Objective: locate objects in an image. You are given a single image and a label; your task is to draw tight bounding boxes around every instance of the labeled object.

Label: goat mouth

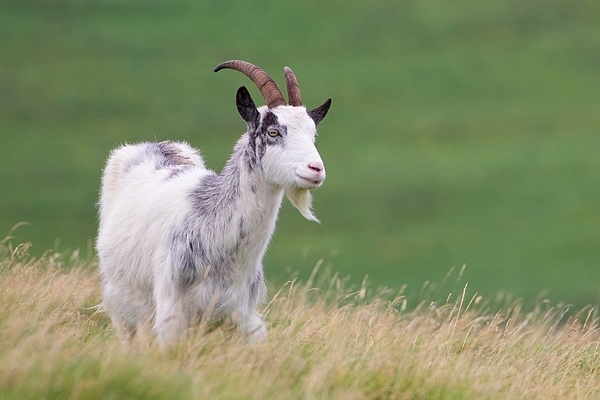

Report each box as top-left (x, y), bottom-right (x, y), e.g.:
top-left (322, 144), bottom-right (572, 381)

top-left (295, 174), bottom-right (323, 188)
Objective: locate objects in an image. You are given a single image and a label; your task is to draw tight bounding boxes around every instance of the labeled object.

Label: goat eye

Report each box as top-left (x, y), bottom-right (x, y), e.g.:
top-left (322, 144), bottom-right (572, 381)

top-left (268, 130), bottom-right (279, 137)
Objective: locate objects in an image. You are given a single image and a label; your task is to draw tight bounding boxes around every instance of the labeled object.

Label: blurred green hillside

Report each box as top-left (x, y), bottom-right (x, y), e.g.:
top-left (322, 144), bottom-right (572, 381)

top-left (1, 0), bottom-right (599, 305)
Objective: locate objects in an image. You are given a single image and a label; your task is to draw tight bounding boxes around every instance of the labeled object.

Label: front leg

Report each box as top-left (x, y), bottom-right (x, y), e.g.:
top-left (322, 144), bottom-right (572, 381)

top-left (238, 310), bottom-right (267, 343)
top-left (153, 296), bottom-right (188, 345)
top-left (237, 267), bottom-right (268, 342)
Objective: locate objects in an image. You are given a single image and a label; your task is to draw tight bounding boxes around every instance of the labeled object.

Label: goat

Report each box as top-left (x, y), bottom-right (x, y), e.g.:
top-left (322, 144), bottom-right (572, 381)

top-left (96, 60), bottom-right (332, 344)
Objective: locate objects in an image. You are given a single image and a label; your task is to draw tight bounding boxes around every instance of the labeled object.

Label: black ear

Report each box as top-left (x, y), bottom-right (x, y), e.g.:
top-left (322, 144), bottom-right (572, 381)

top-left (236, 86), bottom-right (260, 127)
top-left (308, 98), bottom-right (332, 126)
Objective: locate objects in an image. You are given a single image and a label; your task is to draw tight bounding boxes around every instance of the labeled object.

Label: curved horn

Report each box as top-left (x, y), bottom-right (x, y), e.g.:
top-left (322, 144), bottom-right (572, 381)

top-left (214, 60), bottom-right (286, 109)
top-left (284, 66), bottom-right (302, 106)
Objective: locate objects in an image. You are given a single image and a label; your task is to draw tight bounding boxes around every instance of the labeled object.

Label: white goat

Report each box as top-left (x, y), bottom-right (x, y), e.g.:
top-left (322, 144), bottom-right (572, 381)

top-left (96, 60), bottom-right (331, 344)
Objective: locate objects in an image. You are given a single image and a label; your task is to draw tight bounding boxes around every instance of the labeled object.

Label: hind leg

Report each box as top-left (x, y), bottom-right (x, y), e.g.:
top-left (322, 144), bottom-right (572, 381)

top-left (153, 276), bottom-right (189, 346)
top-left (108, 311), bottom-right (137, 343)
top-left (101, 282), bottom-right (152, 345)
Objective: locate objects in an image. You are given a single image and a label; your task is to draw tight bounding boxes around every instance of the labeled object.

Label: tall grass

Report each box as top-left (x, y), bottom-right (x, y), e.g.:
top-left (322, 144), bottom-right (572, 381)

top-left (2, 237), bottom-right (600, 399)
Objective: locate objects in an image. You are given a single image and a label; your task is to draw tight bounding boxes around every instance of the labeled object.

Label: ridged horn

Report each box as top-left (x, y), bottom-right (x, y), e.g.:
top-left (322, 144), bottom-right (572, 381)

top-left (284, 66), bottom-right (302, 106)
top-left (214, 60), bottom-right (286, 109)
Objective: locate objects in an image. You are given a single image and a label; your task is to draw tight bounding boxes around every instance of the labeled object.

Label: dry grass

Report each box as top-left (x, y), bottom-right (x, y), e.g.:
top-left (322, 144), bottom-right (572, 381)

top-left (2, 237), bottom-right (600, 399)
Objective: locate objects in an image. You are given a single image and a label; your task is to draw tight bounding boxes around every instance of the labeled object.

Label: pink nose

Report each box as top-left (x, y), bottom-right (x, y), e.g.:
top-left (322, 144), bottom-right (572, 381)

top-left (308, 161), bottom-right (324, 173)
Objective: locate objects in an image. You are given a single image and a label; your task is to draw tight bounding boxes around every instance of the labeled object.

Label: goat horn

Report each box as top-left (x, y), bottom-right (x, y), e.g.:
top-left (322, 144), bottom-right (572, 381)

top-left (284, 66), bottom-right (302, 106)
top-left (214, 60), bottom-right (286, 109)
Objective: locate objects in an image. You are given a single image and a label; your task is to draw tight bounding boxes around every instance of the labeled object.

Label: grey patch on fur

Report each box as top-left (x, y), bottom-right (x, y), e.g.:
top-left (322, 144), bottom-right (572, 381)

top-left (245, 111), bottom-right (287, 169)
top-left (122, 141), bottom-right (194, 177)
top-left (260, 112), bottom-right (280, 134)
top-left (169, 228), bottom-right (204, 288)
top-left (180, 238), bottom-right (201, 287)
top-left (169, 148), bottom-right (247, 289)
top-left (190, 169), bottom-right (239, 214)
top-left (260, 112), bottom-right (287, 142)
top-left (155, 141), bottom-right (195, 168)
top-left (168, 113), bottom-right (289, 292)
top-left (245, 135), bottom-right (258, 169)
top-left (238, 217), bottom-right (247, 241)
top-left (164, 168), bottom-right (186, 181)
top-left (254, 136), bottom-right (267, 166)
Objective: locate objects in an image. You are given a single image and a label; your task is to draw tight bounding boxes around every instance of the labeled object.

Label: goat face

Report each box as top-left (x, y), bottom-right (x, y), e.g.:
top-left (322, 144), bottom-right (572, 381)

top-left (236, 85), bottom-right (331, 222)
top-left (236, 86), bottom-right (331, 190)
top-left (261, 106), bottom-right (324, 190)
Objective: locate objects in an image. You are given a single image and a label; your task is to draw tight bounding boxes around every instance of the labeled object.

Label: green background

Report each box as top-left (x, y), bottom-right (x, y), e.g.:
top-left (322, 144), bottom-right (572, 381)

top-left (2, 0), bottom-right (599, 306)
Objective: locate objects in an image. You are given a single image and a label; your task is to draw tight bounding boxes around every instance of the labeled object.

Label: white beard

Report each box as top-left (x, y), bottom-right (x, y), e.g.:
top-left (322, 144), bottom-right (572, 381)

top-left (285, 187), bottom-right (319, 223)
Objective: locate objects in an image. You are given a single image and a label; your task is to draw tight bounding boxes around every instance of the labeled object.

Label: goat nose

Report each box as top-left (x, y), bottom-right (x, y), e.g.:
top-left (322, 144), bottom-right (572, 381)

top-left (308, 161), bottom-right (324, 173)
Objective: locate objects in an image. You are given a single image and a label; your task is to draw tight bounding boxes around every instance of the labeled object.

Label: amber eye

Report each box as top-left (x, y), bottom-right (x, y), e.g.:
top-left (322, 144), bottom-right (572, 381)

top-left (268, 130), bottom-right (279, 137)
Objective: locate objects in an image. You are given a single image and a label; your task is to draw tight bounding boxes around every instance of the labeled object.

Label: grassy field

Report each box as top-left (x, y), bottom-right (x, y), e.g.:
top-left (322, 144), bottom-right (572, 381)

top-left (3, 238), bottom-right (600, 399)
top-left (1, 0), bottom-right (600, 305)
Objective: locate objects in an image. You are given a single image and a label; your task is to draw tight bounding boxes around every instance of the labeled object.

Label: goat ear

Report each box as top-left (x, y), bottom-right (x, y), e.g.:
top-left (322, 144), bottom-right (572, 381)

top-left (308, 98), bottom-right (332, 126)
top-left (236, 86), bottom-right (260, 127)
